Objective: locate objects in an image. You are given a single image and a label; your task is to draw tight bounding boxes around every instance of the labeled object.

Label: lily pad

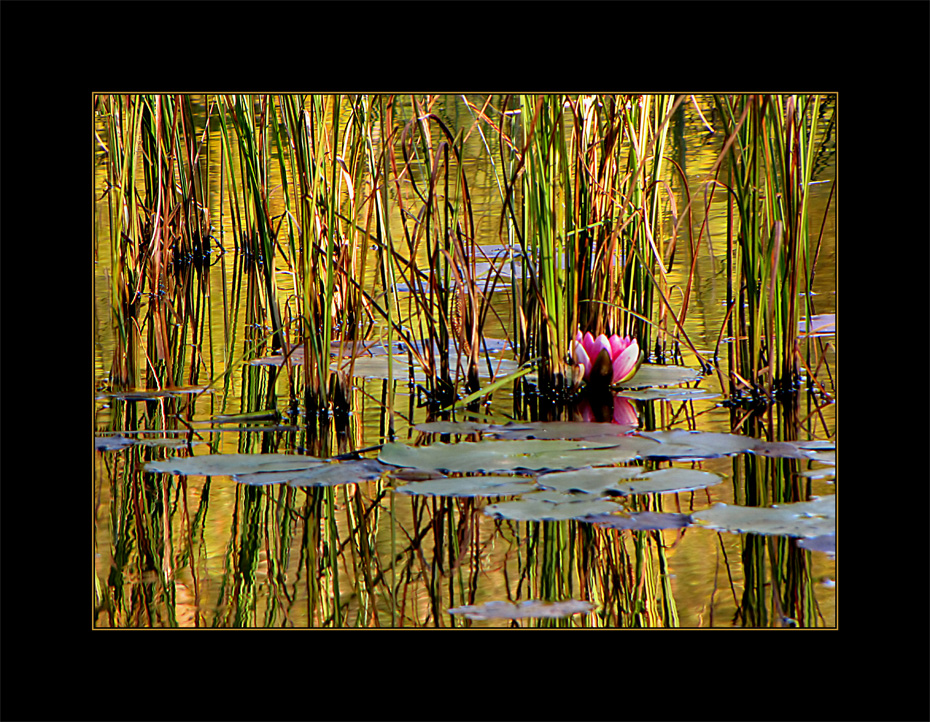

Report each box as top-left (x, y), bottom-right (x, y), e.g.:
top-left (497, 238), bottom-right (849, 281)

top-left (394, 475), bottom-right (539, 497)
top-left (615, 387), bottom-right (719, 402)
top-left (582, 510), bottom-right (694, 531)
top-left (614, 364), bottom-right (702, 389)
top-left (448, 599), bottom-right (594, 620)
top-left (637, 429), bottom-right (758, 459)
top-left (144, 453), bottom-right (322, 476)
top-left (798, 313), bottom-right (835, 337)
top-left (692, 495), bottom-right (835, 538)
top-left (609, 467), bottom-right (724, 495)
top-left (414, 421), bottom-right (499, 435)
top-left (798, 535), bottom-right (836, 554)
top-left (536, 466), bottom-right (645, 494)
top-left (538, 466), bottom-right (722, 496)
top-left (379, 439), bottom-right (639, 473)
top-left (484, 491), bottom-right (621, 521)
top-left (485, 421), bottom-right (635, 441)
top-left (99, 385), bottom-right (209, 401)
top-left (236, 459), bottom-right (388, 487)
top-left (95, 435), bottom-right (136, 452)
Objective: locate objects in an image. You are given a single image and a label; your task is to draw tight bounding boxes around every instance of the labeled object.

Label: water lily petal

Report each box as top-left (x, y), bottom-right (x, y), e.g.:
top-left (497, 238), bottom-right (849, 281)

top-left (571, 340), bottom-right (592, 379)
top-left (582, 332), bottom-right (598, 359)
top-left (611, 339), bottom-right (641, 384)
top-left (592, 334), bottom-right (612, 363)
top-left (608, 334), bottom-right (632, 358)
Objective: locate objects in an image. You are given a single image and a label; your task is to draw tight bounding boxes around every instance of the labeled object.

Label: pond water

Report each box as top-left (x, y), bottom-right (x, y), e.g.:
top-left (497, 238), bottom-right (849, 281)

top-left (93, 94), bottom-right (836, 627)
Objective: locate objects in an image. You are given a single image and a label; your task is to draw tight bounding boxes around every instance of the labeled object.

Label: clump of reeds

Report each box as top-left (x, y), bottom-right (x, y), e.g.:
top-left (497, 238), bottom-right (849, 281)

top-left (714, 94), bottom-right (827, 410)
top-left (496, 94), bottom-right (686, 401)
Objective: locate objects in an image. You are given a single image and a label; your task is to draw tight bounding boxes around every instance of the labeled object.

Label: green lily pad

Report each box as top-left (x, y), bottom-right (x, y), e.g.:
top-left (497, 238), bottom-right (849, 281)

top-left (447, 599), bottom-right (594, 620)
top-left (379, 439), bottom-right (639, 473)
top-left (637, 429), bottom-right (758, 459)
top-left (484, 491), bottom-right (622, 521)
top-left (692, 495), bottom-right (835, 537)
top-left (145, 453), bottom-right (322, 476)
top-left (394, 475), bottom-right (539, 497)
top-left (615, 387), bottom-right (719, 402)
top-left (609, 467), bottom-right (724, 495)
top-left (99, 385), bottom-right (210, 401)
top-left (414, 421), bottom-right (499, 435)
top-left (538, 466), bottom-right (722, 496)
top-left (536, 466), bottom-right (645, 494)
top-left (798, 313), bottom-right (835, 337)
top-left (95, 435), bottom-right (136, 452)
top-left (236, 459), bottom-right (388, 487)
top-left (614, 364), bottom-right (702, 389)
top-left (485, 421), bottom-right (635, 441)
top-left (582, 510), bottom-right (693, 530)
top-left (798, 535), bottom-right (836, 554)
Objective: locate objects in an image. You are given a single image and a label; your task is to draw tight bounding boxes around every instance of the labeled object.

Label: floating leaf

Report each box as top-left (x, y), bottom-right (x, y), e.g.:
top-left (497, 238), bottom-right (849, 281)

top-left (614, 364), bottom-right (702, 389)
top-left (485, 421), bottom-right (635, 441)
top-left (484, 491), bottom-right (621, 521)
top-left (615, 387), bottom-right (719, 402)
top-left (394, 475), bottom-right (538, 497)
top-left (583, 511), bottom-right (693, 531)
top-left (379, 439), bottom-right (638, 473)
top-left (414, 421), bottom-right (498, 435)
top-left (539, 466), bottom-right (722, 496)
top-left (537, 466), bottom-right (645, 494)
top-left (99, 385), bottom-right (209, 401)
top-left (609, 467), bottom-right (724, 495)
top-left (145, 453), bottom-right (322, 476)
top-left (95, 435), bottom-right (136, 452)
top-left (802, 449), bottom-right (835, 465)
top-left (692, 495), bottom-right (835, 538)
top-left (798, 535), bottom-right (836, 554)
top-left (637, 429), bottom-right (758, 459)
top-left (448, 599), bottom-right (594, 620)
top-left (798, 313), bottom-right (835, 337)
top-left (236, 458), bottom-right (388, 487)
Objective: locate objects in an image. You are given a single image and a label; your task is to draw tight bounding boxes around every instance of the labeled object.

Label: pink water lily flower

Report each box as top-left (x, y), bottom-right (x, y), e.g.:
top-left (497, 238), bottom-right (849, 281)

top-left (571, 330), bottom-right (642, 386)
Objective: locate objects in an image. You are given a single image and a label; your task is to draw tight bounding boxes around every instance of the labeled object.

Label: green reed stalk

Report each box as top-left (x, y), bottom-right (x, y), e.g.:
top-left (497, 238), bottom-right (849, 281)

top-left (715, 95), bottom-right (822, 405)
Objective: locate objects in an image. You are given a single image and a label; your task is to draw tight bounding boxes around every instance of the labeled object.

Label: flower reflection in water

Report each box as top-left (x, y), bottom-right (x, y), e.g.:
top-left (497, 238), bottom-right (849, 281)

top-left (573, 393), bottom-right (639, 427)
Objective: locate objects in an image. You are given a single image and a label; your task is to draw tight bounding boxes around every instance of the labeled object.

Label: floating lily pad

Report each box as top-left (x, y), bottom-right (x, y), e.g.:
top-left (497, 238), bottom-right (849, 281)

top-left (637, 429), bottom-right (758, 459)
top-left (802, 449), bottom-right (835, 465)
top-left (485, 420), bottom-right (635, 441)
top-left (537, 466), bottom-right (645, 494)
top-left (95, 435), bottom-right (136, 452)
top-left (144, 453), bottom-right (322, 476)
top-left (692, 495), bottom-right (835, 538)
top-left (751, 440), bottom-right (810, 460)
top-left (414, 421), bottom-right (499, 435)
top-left (614, 364), bottom-right (702, 389)
top-left (538, 465), bottom-right (723, 496)
top-left (379, 439), bottom-right (638, 473)
top-left (447, 599), bottom-right (594, 620)
top-left (394, 475), bottom-right (539, 497)
top-left (798, 313), bottom-right (835, 337)
top-left (610, 467), bottom-right (724, 495)
top-left (236, 458), bottom-right (388, 487)
top-left (99, 385), bottom-right (209, 401)
top-left (615, 387), bottom-right (719, 402)
top-left (582, 510), bottom-right (693, 530)
top-left (798, 535), bottom-right (836, 554)
top-left (484, 491), bottom-right (621, 521)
